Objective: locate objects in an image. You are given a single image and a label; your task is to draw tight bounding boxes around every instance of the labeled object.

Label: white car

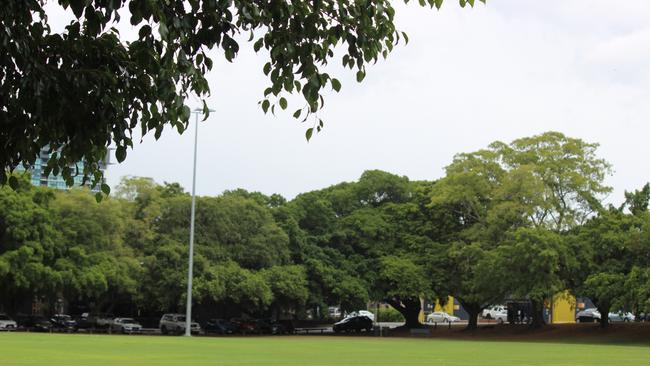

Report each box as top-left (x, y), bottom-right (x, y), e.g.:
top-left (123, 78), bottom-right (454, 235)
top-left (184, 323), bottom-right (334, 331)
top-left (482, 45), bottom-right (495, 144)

top-left (482, 305), bottom-right (507, 323)
top-left (426, 312), bottom-right (460, 323)
top-left (0, 314), bottom-right (17, 330)
top-left (481, 305), bottom-right (508, 324)
top-left (111, 318), bottom-right (143, 334)
top-left (609, 311), bottom-right (635, 322)
top-left (345, 310), bottom-right (375, 321)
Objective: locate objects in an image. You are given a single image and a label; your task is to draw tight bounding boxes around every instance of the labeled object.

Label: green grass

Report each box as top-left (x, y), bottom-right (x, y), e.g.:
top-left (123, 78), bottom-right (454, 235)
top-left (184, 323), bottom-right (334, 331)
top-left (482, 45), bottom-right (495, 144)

top-left (1, 333), bottom-right (649, 366)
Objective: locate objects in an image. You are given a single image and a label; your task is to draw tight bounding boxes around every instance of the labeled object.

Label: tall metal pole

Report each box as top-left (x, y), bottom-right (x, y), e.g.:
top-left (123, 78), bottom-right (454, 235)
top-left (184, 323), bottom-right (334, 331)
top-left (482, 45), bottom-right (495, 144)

top-left (184, 111), bottom-right (200, 337)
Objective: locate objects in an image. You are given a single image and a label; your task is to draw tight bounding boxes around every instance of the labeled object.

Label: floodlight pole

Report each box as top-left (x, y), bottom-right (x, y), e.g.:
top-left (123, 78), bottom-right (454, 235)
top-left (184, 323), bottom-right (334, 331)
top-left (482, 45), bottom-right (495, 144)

top-left (185, 107), bottom-right (214, 336)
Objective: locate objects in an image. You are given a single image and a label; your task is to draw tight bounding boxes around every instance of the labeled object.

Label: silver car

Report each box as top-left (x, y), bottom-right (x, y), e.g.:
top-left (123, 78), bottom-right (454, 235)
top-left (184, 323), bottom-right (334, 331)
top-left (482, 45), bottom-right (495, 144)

top-left (111, 318), bottom-right (143, 334)
top-left (159, 313), bottom-right (201, 335)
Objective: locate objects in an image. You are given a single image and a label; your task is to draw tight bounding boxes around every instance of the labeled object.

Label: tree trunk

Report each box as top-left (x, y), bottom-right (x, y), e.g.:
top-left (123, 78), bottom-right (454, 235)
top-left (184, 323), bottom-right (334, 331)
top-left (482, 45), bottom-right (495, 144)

top-left (597, 304), bottom-right (611, 329)
top-left (529, 299), bottom-right (546, 328)
top-left (459, 300), bottom-right (481, 330)
top-left (386, 296), bottom-right (422, 328)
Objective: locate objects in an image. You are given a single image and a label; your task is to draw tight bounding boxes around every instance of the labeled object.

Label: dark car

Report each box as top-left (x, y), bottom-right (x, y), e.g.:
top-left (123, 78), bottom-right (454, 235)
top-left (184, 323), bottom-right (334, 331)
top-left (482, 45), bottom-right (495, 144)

top-left (253, 319), bottom-right (287, 335)
top-left (51, 314), bottom-right (77, 331)
top-left (230, 318), bottom-right (258, 334)
top-left (19, 315), bottom-right (52, 332)
top-left (333, 315), bottom-right (373, 333)
top-left (204, 319), bottom-right (237, 335)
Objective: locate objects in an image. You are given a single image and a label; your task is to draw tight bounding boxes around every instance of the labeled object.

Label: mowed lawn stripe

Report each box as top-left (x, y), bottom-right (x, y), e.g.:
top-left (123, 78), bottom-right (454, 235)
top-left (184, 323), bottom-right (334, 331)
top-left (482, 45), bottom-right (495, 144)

top-left (1, 333), bottom-right (650, 366)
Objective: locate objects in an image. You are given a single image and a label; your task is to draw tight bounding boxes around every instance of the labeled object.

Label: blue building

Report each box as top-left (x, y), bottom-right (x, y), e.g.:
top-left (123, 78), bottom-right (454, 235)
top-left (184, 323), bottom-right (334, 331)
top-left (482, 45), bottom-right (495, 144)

top-left (15, 147), bottom-right (109, 192)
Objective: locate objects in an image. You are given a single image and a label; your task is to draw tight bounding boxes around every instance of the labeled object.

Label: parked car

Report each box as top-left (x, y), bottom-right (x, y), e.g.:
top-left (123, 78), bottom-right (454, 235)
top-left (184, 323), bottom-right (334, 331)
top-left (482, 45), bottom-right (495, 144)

top-left (346, 310), bottom-right (375, 322)
top-left (333, 315), bottom-right (373, 333)
top-left (0, 314), bottom-right (17, 331)
top-left (576, 308), bottom-right (601, 323)
top-left (159, 313), bottom-right (200, 335)
top-left (426, 312), bottom-right (461, 323)
top-left (482, 306), bottom-right (507, 323)
top-left (204, 319), bottom-right (237, 335)
top-left (255, 319), bottom-right (289, 335)
top-left (111, 318), bottom-right (143, 334)
top-left (75, 313), bottom-right (114, 330)
top-left (230, 318), bottom-right (258, 334)
top-left (51, 314), bottom-right (77, 331)
top-left (278, 319), bottom-right (296, 334)
top-left (609, 311), bottom-right (635, 322)
top-left (18, 315), bottom-right (52, 332)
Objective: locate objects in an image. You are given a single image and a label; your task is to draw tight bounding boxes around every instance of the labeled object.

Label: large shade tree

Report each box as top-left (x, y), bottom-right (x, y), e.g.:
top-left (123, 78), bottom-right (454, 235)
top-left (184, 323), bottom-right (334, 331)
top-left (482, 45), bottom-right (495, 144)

top-left (1, 0), bottom-right (483, 191)
top-left (430, 132), bottom-right (612, 328)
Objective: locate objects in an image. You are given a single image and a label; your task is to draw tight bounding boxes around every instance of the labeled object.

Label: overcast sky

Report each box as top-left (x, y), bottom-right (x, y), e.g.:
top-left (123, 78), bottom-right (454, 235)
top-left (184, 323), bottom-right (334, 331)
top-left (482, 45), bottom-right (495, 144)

top-left (48, 1), bottom-right (650, 202)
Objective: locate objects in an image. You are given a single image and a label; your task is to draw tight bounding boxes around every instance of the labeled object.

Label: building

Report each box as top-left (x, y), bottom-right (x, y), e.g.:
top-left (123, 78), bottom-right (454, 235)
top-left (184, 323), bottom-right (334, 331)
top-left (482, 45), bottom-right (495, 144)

top-left (15, 147), bottom-right (109, 192)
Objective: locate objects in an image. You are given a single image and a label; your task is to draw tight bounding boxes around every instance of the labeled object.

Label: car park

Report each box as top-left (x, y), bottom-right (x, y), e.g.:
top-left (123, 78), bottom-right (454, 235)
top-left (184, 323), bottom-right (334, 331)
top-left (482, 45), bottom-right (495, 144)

top-left (332, 315), bottom-right (373, 333)
top-left (0, 314), bottom-right (17, 331)
top-left (111, 318), bottom-right (143, 334)
top-left (426, 312), bottom-right (460, 323)
top-left (159, 313), bottom-right (201, 335)
top-left (576, 308), bottom-right (601, 322)
top-left (51, 314), bottom-right (77, 331)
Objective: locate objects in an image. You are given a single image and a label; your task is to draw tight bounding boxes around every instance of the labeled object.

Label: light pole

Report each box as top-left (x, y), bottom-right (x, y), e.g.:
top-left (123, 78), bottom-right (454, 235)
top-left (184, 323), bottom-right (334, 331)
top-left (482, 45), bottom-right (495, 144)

top-left (185, 107), bottom-right (214, 336)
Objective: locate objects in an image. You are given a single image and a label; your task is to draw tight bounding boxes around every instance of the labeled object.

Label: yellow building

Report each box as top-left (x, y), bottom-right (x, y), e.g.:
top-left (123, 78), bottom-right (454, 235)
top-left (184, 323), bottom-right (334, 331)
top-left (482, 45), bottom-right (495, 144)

top-left (550, 292), bottom-right (576, 324)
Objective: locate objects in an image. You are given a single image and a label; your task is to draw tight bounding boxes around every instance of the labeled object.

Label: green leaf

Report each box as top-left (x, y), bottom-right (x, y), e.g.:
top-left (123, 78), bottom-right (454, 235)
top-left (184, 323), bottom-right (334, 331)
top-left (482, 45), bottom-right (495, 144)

top-left (305, 128), bottom-right (314, 141)
top-left (436, 0), bottom-right (444, 9)
top-left (263, 62), bottom-right (271, 75)
top-left (115, 146), bottom-right (127, 163)
top-left (331, 78), bottom-right (341, 92)
top-left (158, 23), bottom-right (169, 40)
top-left (262, 99), bottom-right (270, 113)
top-left (293, 109), bottom-right (302, 119)
top-left (279, 97), bottom-right (288, 110)
top-left (356, 70), bottom-right (365, 82)
top-left (254, 38), bottom-right (264, 52)
top-left (101, 184), bottom-right (111, 195)
top-left (95, 192), bottom-right (104, 203)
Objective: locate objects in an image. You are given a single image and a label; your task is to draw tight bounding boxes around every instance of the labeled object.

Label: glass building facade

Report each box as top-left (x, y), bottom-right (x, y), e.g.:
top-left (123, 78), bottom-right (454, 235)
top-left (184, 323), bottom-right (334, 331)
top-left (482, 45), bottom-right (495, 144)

top-left (15, 147), bottom-right (108, 192)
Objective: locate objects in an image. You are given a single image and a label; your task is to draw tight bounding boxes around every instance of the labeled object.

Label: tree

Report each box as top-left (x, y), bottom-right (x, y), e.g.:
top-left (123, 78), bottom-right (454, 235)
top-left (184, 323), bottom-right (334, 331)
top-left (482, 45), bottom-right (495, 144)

top-left (430, 132), bottom-right (612, 328)
top-left (493, 227), bottom-right (578, 328)
top-left (261, 265), bottom-right (309, 318)
top-left (1, 0), bottom-right (484, 190)
top-left (576, 207), bottom-right (650, 328)
top-left (378, 256), bottom-right (432, 328)
top-left (0, 179), bottom-right (62, 313)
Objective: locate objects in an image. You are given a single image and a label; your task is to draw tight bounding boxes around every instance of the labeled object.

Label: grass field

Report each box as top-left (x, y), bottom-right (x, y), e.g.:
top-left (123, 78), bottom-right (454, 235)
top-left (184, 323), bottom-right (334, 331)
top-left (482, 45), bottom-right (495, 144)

top-left (1, 333), bottom-right (650, 366)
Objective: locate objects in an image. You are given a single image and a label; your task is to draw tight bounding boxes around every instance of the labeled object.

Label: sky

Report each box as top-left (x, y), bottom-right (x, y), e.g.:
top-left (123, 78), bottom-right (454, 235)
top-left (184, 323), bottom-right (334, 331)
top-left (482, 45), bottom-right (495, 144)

top-left (46, 1), bottom-right (650, 202)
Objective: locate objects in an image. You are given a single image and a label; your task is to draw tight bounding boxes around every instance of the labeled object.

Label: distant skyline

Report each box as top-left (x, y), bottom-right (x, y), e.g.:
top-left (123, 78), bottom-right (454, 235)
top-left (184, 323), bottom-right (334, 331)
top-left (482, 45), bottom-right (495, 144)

top-left (47, 1), bottom-right (650, 202)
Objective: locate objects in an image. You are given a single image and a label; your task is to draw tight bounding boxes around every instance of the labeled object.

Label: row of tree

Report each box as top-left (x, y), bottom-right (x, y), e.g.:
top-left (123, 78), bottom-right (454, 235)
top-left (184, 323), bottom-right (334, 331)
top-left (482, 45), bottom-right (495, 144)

top-left (2, 132), bottom-right (649, 329)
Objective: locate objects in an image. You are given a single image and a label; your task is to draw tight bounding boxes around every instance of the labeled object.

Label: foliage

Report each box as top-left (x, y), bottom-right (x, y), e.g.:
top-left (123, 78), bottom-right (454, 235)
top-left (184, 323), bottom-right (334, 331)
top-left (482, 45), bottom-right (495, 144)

top-left (3, 132), bottom-right (650, 330)
top-left (376, 307), bottom-right (405, 322)
top-left (1, 0), bottom-right (483, 190)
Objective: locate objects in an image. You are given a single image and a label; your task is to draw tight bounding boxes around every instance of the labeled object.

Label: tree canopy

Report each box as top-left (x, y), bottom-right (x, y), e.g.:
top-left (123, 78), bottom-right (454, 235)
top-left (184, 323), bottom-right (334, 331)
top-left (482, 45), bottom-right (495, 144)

top-left (2, 131), bottom-right (650, 331)
top-left (1, 0), bottom-right (484, 191)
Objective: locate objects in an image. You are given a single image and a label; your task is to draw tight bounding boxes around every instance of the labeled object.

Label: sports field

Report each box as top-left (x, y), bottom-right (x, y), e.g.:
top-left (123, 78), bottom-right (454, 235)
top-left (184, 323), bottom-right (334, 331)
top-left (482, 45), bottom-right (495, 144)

top-left (1, 333), bottom-right (649, 366)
